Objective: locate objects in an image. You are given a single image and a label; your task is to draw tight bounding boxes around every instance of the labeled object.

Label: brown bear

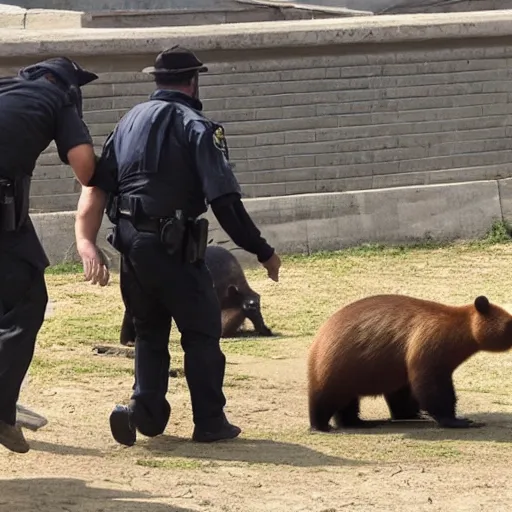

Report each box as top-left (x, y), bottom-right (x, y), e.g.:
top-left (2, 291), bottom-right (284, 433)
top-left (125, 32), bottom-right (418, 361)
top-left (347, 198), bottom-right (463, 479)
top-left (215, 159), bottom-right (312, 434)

top-left (307, 294), bottom-right (512, 432)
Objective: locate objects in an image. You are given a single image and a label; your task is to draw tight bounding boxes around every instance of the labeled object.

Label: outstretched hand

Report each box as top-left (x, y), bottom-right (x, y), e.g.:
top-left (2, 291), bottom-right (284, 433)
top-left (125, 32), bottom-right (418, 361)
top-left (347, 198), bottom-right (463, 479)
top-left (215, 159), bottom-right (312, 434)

top-left (262, 252), bottom-right (281, 282)
top-left (77, 240), bottom-right (109, 286)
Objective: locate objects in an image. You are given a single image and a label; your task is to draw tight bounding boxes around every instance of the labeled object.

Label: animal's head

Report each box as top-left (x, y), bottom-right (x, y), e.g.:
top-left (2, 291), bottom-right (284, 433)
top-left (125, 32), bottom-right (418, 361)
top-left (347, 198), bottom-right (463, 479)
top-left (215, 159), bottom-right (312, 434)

top-left (227, 285), bottom-right (261, 312)
top-left (471, 296), bottom-right (512, 352)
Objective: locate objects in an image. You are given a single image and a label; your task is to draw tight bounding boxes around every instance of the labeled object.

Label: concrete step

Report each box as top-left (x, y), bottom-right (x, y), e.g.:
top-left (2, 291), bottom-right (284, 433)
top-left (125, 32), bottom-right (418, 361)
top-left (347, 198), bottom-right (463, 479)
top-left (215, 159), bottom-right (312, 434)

top-left (83, 108), bottom-right (129, 124)
top-left (29, 193), bottom-right (80, 213)
top-left (30, 177), bottom-right (81, 197)
top-left (240, 163), bottom-right (512, 197)
top-left (33, 165), bottom-right (76, 180)
top-left (89, 122), bottom-right (118, 137)
top-left (36, 153), bottom-right (62, 166)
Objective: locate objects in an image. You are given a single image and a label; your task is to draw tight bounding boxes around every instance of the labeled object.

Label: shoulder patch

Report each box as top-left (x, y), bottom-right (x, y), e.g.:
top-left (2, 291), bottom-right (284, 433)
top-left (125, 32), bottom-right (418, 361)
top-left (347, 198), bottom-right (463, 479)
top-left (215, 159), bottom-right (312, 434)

top-left (212, 126), bottom-right (229, 159)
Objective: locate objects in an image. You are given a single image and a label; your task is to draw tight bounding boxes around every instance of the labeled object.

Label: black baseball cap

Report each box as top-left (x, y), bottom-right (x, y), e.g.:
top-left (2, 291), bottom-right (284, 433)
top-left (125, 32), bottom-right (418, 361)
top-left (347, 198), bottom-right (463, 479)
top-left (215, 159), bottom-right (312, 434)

top-left (142, 45), bottom-right (208, 75)
top-left (19, 56), bottom-right (98, 87)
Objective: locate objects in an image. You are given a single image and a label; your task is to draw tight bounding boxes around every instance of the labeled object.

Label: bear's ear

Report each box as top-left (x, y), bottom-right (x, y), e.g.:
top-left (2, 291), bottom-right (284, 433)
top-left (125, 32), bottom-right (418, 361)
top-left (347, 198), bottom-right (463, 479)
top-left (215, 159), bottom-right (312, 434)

top-left (474, 296), bottom-right (490, 315)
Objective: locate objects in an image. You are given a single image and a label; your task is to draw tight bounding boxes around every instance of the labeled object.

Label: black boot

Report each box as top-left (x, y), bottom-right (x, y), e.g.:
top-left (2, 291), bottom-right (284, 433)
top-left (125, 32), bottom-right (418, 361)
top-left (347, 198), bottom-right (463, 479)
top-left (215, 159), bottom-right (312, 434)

top-left (109, 405), bottom-right (136, 447)
top-left (192, 416), bottom-right (241, 443)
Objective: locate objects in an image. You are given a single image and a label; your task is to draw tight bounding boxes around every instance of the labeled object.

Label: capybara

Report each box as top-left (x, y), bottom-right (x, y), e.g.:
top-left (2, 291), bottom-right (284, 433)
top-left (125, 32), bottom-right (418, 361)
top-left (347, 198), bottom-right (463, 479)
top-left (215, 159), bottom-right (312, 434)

top-left (120, 245), bottom-right (273, 346)
top-left (307, 294), bottom-right (512, 432)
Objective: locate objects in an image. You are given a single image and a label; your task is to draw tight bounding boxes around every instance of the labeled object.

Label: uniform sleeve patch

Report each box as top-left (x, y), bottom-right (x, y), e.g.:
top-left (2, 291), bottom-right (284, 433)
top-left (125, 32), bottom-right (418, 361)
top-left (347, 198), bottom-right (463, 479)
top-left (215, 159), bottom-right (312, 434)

top-left (213, 126), bottom-right (228, 158)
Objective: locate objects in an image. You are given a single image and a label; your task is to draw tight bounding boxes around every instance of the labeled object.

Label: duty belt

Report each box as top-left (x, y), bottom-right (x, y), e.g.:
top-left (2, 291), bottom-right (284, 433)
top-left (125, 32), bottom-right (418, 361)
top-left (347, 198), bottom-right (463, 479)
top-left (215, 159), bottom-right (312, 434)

top-left (116, 195), bottom-right (181, 234)
top-left (114, 195), bottom-right (209, 263)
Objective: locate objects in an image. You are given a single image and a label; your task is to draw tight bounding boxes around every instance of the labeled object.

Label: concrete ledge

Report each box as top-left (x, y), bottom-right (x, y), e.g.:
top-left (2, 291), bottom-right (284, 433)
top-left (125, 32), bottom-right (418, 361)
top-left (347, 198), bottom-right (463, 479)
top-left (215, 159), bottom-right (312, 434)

top-left (0, 2), bottom-right (364, 31)
top-left (84, 4), bottom-right (353, 29)
top-left (0, 5), bottom-right (92, 30)
top-left (32, 178), bottom-right (510, 271)
top-left (1, 10), bottom-right (512, 59)
top-left (0, 5), bottom-right (25, 29)
top-left (25, 9), bottom-right (91, 30)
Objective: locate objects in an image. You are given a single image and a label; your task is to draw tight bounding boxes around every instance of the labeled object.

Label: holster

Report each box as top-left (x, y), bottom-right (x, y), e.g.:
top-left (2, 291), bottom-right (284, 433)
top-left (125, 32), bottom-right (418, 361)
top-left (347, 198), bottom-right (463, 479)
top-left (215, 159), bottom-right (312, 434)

top-left (160, 212), bottom-right (186, 257)
top-left (0, 178), bottom-right (17, 232)
top-left (106, 226), bottom-right (122, 253)
top-left (105, 193), bottom-right (120, 225)
top-left (184, 218), bottom-right (209, 264)
top-left (160, 215), bottom-right (209, 264)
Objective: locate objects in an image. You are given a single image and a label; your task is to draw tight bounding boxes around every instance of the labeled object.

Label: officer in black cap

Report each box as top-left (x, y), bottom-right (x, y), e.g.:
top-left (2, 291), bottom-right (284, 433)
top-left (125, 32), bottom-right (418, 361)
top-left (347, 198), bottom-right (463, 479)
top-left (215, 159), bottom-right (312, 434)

top-left (0, 56), bottom-right (104, 454)
top-left (75, 46), bottom-right (281, 446)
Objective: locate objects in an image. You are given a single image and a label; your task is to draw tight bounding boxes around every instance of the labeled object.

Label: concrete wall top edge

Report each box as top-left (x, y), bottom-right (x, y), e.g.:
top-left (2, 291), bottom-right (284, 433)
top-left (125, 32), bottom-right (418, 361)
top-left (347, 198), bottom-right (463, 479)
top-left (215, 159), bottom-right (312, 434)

top-left (1, 9), bottom-right (512, 58)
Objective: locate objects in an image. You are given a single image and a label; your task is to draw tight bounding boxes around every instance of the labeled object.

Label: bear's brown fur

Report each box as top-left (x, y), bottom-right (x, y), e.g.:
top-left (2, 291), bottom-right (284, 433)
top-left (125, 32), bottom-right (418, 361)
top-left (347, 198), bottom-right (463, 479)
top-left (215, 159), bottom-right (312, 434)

top-left (307, 294), bottom-right (512, 431)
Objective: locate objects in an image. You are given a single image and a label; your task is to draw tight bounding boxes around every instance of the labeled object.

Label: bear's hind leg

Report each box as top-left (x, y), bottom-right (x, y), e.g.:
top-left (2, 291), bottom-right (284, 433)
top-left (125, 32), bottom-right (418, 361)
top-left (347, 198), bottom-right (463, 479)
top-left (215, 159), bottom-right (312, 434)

top-left (308, 393), bottom-right (337, 433)
top-left (385, 385), bottom-right (424, 421)
top-left (333, 398), bottom-right (361, 429)
top-left (332, 398), bottom-right (381, 429)
top-left (410, 371), bottom-right (484, 429)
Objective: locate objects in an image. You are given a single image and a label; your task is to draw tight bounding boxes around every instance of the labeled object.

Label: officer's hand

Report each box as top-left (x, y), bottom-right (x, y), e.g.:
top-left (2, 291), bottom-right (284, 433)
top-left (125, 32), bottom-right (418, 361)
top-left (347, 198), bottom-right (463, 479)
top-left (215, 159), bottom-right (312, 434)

top-left (77, 240), bottom-right (109, 287)
top-left (262, 252), bottom-right (281, 282)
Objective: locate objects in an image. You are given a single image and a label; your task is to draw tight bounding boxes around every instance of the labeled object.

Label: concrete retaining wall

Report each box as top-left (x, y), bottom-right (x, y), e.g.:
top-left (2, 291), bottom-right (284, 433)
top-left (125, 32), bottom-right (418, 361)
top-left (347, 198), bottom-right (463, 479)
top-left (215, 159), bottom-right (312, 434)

top-left (2, 11), bottom-right (512, 262)
top-left (35, 176), bottom-right (510, 269)
top-left (14, 11), bottom-right (512, 213)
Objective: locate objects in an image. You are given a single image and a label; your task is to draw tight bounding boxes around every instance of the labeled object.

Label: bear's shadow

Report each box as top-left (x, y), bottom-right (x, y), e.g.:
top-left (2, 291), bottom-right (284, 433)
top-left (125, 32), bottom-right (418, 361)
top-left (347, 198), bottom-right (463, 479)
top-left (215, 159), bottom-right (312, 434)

top-left (333, 412), bottom-right (512, 443)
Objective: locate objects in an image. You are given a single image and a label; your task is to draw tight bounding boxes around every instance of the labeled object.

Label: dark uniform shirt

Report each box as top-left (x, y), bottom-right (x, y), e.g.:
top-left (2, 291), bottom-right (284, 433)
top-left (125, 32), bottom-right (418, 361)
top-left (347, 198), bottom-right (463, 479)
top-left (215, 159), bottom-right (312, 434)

top-left (97, 89), bottom-right (240, 218)
top-left (0, 76), bottom-right (92, 178)
top-left (94, 89), bottom-right (274, 263)
top-left (0, 76), bottom-right (93, 269)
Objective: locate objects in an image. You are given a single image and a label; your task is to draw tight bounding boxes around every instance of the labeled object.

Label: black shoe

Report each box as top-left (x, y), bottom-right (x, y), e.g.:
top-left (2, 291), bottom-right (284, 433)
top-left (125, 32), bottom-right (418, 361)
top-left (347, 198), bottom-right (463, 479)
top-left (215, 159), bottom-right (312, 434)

top-left (109, 405), bottom-right (136, 447)
top-left (0, 420), bottom-right (30, 453)
top-left (192, 420), bottom-right (241, 443)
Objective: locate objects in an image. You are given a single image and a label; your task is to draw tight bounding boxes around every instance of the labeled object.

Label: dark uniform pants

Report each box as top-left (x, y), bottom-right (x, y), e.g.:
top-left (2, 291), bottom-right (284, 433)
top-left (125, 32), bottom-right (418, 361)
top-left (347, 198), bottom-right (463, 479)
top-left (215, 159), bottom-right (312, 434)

top-left (0, 220), bottom-right (49, 425)
top-left (116, 219), bottom-right (226, 437)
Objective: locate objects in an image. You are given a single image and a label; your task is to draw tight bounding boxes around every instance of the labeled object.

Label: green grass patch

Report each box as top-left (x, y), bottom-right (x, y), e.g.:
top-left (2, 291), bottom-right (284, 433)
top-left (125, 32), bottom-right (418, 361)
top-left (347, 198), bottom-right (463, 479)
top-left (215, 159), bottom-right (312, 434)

top-left (29, 355), bottom-right (133, 379)
top-left (46, 262), bottom-right (85, 275)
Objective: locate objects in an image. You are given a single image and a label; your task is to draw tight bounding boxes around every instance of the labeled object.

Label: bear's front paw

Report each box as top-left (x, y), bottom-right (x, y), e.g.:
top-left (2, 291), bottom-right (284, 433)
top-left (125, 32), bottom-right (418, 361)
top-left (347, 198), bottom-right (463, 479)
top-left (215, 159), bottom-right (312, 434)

top-left (259, 326), bottom-right (273, 337)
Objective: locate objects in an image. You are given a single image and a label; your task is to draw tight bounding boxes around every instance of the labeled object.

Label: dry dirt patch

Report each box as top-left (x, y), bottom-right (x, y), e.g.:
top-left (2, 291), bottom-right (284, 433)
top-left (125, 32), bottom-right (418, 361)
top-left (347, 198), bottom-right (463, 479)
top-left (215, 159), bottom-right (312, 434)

top-left (2, 244), bottom-right (512, 511)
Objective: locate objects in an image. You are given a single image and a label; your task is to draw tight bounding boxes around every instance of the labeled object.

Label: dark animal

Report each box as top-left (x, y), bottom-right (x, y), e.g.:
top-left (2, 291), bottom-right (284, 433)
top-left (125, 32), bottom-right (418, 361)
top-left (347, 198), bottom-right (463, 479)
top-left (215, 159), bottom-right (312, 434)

top-left (120, 245), bottom-right (273, 346)
top-left (307, 294), bottom-right (512, 432)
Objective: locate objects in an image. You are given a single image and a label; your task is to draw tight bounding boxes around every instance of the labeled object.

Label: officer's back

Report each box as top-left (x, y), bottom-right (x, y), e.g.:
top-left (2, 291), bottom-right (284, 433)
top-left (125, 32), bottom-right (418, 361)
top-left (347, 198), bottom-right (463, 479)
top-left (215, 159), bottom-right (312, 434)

top-left (0, 73), bottom-right (82, 179)
top-left (112, 93), bottom-right (209, 220)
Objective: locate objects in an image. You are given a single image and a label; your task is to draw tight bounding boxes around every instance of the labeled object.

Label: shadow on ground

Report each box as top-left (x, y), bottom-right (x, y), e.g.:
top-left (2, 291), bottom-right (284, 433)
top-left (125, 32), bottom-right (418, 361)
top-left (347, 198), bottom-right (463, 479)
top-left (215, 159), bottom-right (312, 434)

top-left (0, 477), bottom-right (196, 512)
top-left (332, 412), bottom-right (512, 443)
top-left (29, 440), bottom-right (104, 457)
top-left (143, 435), bottom-right (367, 467)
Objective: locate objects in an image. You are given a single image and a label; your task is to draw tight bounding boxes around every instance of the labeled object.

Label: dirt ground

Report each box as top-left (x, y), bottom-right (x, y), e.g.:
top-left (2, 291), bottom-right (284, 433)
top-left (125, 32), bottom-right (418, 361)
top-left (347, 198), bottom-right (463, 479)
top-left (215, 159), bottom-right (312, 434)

top-left (2, 243), bottom-right (512, 512)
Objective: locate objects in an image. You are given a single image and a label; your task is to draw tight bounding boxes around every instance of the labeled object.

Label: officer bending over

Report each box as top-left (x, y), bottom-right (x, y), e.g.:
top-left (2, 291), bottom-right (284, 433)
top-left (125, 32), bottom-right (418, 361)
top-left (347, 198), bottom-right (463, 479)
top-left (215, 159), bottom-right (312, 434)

top-left (0, 57), bottom-right (104, 454)
top-left (75, 46), bottom-right (281, 446)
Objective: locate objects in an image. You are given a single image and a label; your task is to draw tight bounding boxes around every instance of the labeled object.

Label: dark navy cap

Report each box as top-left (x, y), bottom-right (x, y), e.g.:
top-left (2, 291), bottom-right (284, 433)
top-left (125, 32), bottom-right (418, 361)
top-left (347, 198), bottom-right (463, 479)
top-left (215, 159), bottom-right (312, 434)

top-left (19, 57), bottom-right (98, 87)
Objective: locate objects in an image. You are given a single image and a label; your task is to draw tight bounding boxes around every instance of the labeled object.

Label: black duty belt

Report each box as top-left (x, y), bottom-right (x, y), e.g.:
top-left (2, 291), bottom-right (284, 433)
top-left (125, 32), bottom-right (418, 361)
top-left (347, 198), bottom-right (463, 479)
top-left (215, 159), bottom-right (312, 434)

top-left (116, 195), bottom-right (184, 234)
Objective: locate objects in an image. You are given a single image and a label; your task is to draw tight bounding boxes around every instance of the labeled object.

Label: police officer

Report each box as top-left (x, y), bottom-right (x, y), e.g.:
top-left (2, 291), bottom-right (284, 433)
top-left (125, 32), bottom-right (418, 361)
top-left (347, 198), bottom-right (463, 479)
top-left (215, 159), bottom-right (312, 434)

top-left (75, 46), bottom-right (281, 446)
top-left (0, 57), bottom-right (103, 454)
